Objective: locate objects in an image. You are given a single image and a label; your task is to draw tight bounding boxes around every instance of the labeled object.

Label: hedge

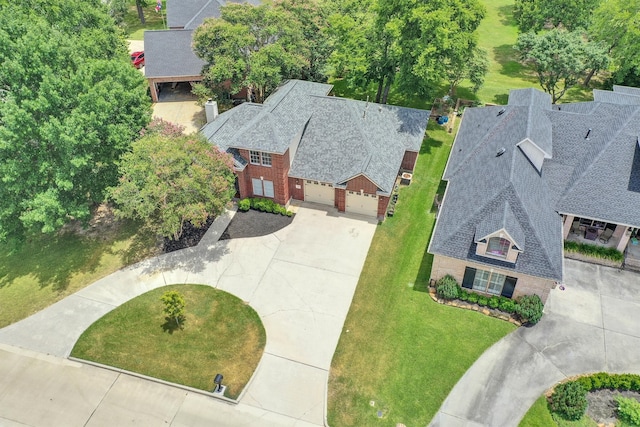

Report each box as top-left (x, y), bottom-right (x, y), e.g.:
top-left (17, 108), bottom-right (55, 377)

top-left (564, 241), bottom-right (624, 262)
top-left (238, 198), bottom-right (293, 216)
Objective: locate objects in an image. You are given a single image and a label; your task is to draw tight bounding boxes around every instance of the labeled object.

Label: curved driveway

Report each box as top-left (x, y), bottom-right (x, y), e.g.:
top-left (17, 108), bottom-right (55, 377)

top-left (0, 204), bottom-right (377, 426)
top-left (430, 259), bottom-right (640, 426)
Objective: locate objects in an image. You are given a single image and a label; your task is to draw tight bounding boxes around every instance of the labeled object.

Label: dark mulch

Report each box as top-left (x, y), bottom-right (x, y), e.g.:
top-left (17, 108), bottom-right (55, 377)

top-left (163, 217), bottom-right (215, 253)
top-left (587, 389), bottom-right (640, 424)
top-left (220, 209), bottom-right (294, 240)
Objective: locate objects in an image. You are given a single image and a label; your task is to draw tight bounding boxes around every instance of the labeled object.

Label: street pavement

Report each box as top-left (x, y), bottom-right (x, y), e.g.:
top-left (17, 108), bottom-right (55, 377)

top-left (0, 203), bottom-right (378, 426)
top-left (430, 259), bottom-right (640, 427)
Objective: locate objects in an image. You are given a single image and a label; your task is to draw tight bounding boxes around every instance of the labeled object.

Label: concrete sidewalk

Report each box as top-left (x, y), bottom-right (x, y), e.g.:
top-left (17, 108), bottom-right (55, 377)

top-left (0, 204), bottom-right (378, 426)
top-left (430, 260), bottom-right (640, 427)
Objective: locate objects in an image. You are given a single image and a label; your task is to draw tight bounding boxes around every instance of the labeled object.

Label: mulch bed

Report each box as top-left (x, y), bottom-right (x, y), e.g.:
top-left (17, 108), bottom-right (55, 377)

top-left (220, 209), bottom-right (294, 240)
top-left (163, 217), bottom-right (215, 253)
top-left (586, 389), bottom-right (640, 425)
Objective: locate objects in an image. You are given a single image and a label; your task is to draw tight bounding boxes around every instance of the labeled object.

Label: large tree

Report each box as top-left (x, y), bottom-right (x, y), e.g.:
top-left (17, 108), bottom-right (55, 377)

top-left (514, 0), bottom-right (602, 33)
top-left (107, 120), bottom-right (236, 241)
top-left (193, 2), bottom-right (310, 103)
top-left (515, 29), bottom-right (608, 103)
top-left (0, 1), bottom-right (151, 242)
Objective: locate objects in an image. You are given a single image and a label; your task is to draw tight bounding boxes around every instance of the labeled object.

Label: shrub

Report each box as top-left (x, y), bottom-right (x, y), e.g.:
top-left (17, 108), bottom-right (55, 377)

top-left (459, 289), bottom-right (469, 301)
top-left (238, 199), bottom-right (250, 211)
top-left (564, 241), bottom-right (624, 262)
top-left (488, 296), bottom-right (500, 309)
top-left (477, 295), bottom-right (488, 307)
top-left (575, 373), bottom-right (640, 392)
top-left (498, 298), bottom-right (517, 314)
top-left (616, 396), bottom-right (640, 426)
top-left (516, 294), bottom-right (544, 325)
top-left (550, 382), bottom-right (588, 421)
top-left (468, 292), bottom-right (479, 303)
top-left (436, 275), bottom-right (460, 300)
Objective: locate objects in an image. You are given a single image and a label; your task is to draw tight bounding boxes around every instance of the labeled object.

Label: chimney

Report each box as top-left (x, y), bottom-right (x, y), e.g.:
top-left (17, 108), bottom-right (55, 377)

top-left (205, 99), bottom-right (219, 123)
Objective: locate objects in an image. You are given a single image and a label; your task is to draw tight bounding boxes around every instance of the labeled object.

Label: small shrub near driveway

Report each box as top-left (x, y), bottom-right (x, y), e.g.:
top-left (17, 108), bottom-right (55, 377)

top-left (550, 382), bottom-right (588, 421)
top-left (516, 294), bottom-right (544, 325)
top-left (239, 198), bottom-right (293, 216)
top-left (436, 275), bottom-right (460, 300)
top-left (615, 396), bottom-right (640, 426)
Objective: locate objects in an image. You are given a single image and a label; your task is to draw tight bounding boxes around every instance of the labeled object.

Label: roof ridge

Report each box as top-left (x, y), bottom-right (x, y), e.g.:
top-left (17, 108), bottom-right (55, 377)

top-left (558, 106), bottom-right (640, 205)
top-left (184, 0), bottom-right (215, 29)
top-left (264, 80), bottom-right (298, 111)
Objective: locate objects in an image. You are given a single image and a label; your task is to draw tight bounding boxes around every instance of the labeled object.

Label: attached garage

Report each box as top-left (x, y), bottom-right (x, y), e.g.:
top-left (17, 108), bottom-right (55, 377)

top-left (304, 180), bottom-right (335, 206)
top-left (346, 191), bottom-right (378, 217)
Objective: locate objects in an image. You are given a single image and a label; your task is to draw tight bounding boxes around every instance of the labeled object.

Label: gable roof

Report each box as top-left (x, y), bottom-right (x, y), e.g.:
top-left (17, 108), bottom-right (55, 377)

top-left (144, 30), bottom-right (205, 78)
top-left (167, 0), bottom-right (261, 29)
top-left (430, 84), bottom-right (640, 283)
top-left (201, 80), bottom-right (429, 194)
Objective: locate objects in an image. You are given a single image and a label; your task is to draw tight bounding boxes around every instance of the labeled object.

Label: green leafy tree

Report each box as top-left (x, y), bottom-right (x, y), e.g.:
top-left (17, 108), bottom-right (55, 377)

top-left (193, 3), bottom-right (308, 103)
top-left (0, 1), bottom-right (151, 243)
top-left (515, 29), bottom-right (608, 103)
top-left (107, 0), bottom-right (128, 26)
top-left (161, 290), bottom-right (186, 328)
top-left (445, 47), bottom-right (489, 96)
top-left (514, 0), bottom-right (602, 33)
top-left (107, 119), bottom-right (236, 241)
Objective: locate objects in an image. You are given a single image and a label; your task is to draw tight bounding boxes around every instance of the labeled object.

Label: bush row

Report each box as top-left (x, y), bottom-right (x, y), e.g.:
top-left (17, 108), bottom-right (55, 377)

top-left (564, 241), bottom-right (624, 262)
top-left (550, 373), bottom-right (640, 422)
top-left (238, 198), bottom-right (293, 216)
top-left (434, 275), bottom-right (543, 324)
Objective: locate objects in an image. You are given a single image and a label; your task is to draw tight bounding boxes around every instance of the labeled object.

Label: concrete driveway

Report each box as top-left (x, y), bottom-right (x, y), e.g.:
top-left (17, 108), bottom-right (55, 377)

top-left (0, 204), bottom-right (377, 426)
top-left (430, 259), bottom-right (640, 427)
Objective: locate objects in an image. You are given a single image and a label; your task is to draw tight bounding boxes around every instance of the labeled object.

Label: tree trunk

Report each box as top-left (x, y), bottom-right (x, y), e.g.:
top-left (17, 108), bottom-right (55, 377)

top-left (381, 79), bottom-right (391, 104)
top-left (375, 79), bottom-right (383, 104)
top-left (583, 68), bottom-right (596, 87)
top-left (136, 1), bottom-right (145, 25)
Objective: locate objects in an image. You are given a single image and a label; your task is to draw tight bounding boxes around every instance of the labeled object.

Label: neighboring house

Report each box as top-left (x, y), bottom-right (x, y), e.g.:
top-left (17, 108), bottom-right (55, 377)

top-left (144, 0), bottom-right (260, 102)
top-left (201, 80), bottom-right (430, 219)
top-left (428, 85), bottom-right (640, 303)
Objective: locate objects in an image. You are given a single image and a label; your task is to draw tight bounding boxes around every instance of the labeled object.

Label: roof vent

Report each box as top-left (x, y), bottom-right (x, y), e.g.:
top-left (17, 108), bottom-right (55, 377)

top-left (496, 147), bottom-right (506, 157)
top-left (585, 128), bottom-right (592, 140)
top-left (497, 108), bottom-right (506, 116)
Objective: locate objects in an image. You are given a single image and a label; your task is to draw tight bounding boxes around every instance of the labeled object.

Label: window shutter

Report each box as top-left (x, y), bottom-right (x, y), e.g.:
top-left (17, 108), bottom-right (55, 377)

top-left (462, 267), bottom-right (476, 289)
top-left (501, 276), bottom-right (517, 298)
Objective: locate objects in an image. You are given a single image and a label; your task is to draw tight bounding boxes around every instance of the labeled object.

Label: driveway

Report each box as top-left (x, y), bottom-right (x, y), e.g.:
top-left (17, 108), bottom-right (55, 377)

top-left (430, 259), bottom-right (640, 426)
top-left (0, 204), bottom-right (377, 426)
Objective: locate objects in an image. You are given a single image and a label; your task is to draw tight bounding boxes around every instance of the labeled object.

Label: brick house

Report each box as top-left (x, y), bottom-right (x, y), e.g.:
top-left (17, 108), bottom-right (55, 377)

top-left (428, 85), bottom-right (640, 303)
top-left (201, 80), bottom-right (430, 219)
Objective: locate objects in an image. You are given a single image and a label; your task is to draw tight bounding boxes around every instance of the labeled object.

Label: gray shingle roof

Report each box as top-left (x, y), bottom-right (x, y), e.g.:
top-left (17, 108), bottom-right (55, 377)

top-left (143, 30), bottom-right (205, 78)
top-left (614, 85), bottom-right (640, 97)
top-left (475, 201), bottom-right (526, 251)
top-left (201, 80), bottom-right (429, 194)
top-left (167, 0), bottom-right (219, 29)
top-left (431, 85), bottom-right (640, 283)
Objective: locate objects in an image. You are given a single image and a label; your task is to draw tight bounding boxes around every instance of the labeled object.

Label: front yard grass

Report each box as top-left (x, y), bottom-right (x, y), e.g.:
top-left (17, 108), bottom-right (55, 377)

top-left (327, 122), bottom-right (517, 426)
top-left (124, 1), bottom-right (166, 40)
top-left (0, 219), bottom-right (157, 329)
top-left (71, 284), bottom-right (265, 399)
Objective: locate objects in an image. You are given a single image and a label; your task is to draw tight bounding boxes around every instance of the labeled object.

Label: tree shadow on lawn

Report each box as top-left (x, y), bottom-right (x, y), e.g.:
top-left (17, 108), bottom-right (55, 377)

top-left (496, 4), bottom-right (519, 27)
top-left (420, 131), bottom-right (444, 156)
top-left (161, 316), bottom-right (185, 334)
top-left (493, 45), bottom-right (533, 80)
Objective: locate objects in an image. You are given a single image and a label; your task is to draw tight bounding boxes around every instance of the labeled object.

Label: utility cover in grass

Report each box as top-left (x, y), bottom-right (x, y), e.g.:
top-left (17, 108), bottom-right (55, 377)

top-left (71, 284), bottom-right (265, 399)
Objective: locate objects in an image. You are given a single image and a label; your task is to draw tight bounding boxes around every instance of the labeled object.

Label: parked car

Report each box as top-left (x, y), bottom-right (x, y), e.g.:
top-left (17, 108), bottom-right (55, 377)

top-left (131, 51), bottom-right (144, 69)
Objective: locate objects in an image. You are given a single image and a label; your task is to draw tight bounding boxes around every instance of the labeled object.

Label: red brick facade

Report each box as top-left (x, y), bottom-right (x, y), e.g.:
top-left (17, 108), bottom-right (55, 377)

top-left (335, 188), bottom-right (346, 212)
top-left (401, 151), bottom-right (418, 171)
top-left (288, 177), bottom-right (304, 201)
top-left (345, 175), bottom-right (379, 195)
top-left (377, 195), bottom-right (390, 218)
top-left (236, 149), bottom-right (290, 205)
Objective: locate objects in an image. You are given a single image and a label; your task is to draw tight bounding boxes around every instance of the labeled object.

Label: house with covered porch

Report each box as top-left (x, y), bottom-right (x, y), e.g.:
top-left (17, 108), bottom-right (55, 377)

top-left (428, 85), bottom-right (640, 303)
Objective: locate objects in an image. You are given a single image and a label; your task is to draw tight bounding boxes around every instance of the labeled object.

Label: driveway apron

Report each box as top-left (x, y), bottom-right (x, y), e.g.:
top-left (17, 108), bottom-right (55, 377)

top-left (0, 204), bottom-right (377, 426)
top-left (430, 259), bottom-right (640, 427)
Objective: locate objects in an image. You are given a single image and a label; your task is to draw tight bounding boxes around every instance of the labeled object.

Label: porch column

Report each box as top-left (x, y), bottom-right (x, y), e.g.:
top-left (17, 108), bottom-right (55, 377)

top-left (562, 215), bottom-right (575, 239)
top-left (149, 80), bottom-right (159, 103)
top-left (616, 226), bottom-right (632, 252)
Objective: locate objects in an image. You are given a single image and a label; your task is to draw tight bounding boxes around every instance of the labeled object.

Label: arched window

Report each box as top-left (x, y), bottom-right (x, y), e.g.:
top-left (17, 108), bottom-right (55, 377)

top-left (487, 237), bottom-right (510, 257)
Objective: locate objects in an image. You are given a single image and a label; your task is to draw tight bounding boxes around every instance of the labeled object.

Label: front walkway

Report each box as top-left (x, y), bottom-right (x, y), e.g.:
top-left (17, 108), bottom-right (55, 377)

top-left (430, 259), bottom-right (640, 426)
top-left (0, 204), bottom-right (378, 426)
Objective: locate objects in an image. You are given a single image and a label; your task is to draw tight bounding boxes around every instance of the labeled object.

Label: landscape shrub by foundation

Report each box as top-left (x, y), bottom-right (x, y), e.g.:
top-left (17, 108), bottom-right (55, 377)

top-left (239, 198), bottom-right (293, 216)
top-left (564, 241), bottom-right (624, 262)
top-left (550, 382), bottom-right (588, 421)
top-left (435, 275), bottom-right (459, 300)
top-left (515, 294), bottom-right (544, 325)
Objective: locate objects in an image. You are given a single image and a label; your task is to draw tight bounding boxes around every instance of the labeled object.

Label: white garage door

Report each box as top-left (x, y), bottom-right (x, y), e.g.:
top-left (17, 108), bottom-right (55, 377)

top-left (346, 191), bottom-right (378, 217)
top-left (304, 180), bottom-right (335, 205)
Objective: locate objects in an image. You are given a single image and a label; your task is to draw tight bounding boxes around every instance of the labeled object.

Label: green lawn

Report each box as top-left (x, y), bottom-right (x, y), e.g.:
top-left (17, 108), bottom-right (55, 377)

top-left (0, 219), bottom-right (157, 329)
top-left (327, 122), bottom-right (517, 426)
top-left (124, 1), bottom-right (166, 40)
top-left (72, 284), bottom-right (265, 399)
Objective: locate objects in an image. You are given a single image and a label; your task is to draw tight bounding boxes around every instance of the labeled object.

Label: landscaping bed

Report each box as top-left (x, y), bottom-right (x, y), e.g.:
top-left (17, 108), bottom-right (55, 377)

top-left (220, 207), bottom-right (294, 240)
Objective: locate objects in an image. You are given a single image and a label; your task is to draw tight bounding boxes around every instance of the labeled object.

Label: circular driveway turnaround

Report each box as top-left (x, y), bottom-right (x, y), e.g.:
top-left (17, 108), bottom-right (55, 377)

top-left (0, 204), bottom-right (377, 427)
top-left (430, 259), bottom-right (640, 427)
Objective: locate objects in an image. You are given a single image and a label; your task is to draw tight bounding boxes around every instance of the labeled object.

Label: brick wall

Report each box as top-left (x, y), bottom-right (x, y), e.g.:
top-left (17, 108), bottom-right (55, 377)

top-left (401, 151), bottom-right (418, 171)
top-left (289, 177), bottom-right (304, 200)
top-left (430, 254), bottom-right (554, 303)
top-left (335, 188), bottom-right (346, 212)
top-left (378, 195), bottom-right (390, 218)
top-left (345, 175), bottom-right (378, 194)
top-left (237, 149), bottom-right (290, 205)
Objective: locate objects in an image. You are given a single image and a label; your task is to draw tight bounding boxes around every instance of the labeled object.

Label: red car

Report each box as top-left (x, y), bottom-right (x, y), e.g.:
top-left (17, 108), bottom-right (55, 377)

top-left (131, 51), bottom-right (144, 69)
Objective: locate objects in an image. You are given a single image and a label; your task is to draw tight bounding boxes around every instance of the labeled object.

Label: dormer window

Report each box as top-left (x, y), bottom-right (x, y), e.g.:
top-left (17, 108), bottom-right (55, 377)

top-left (487, 237), bottom-right (510, 258)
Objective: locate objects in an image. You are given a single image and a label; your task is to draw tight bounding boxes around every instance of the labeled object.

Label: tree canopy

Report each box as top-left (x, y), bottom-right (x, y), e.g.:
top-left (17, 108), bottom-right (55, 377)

top-left (514, 0), bottom-right (601, 33)
top-left (515, 29), bottom-right (608, 103)
top-left (107, 120), bottom-right (236, 241)
top-left (193, 1), bottom-right (327, 103)
top-left (0, 0), bottom-right (151, 242)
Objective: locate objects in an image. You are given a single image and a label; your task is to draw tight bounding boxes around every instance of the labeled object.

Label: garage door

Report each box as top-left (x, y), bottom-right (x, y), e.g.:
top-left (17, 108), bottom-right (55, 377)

top-left (304, 180), bottom-right (335, 205)
top-left (346, 191), bottom-right (378, 217)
